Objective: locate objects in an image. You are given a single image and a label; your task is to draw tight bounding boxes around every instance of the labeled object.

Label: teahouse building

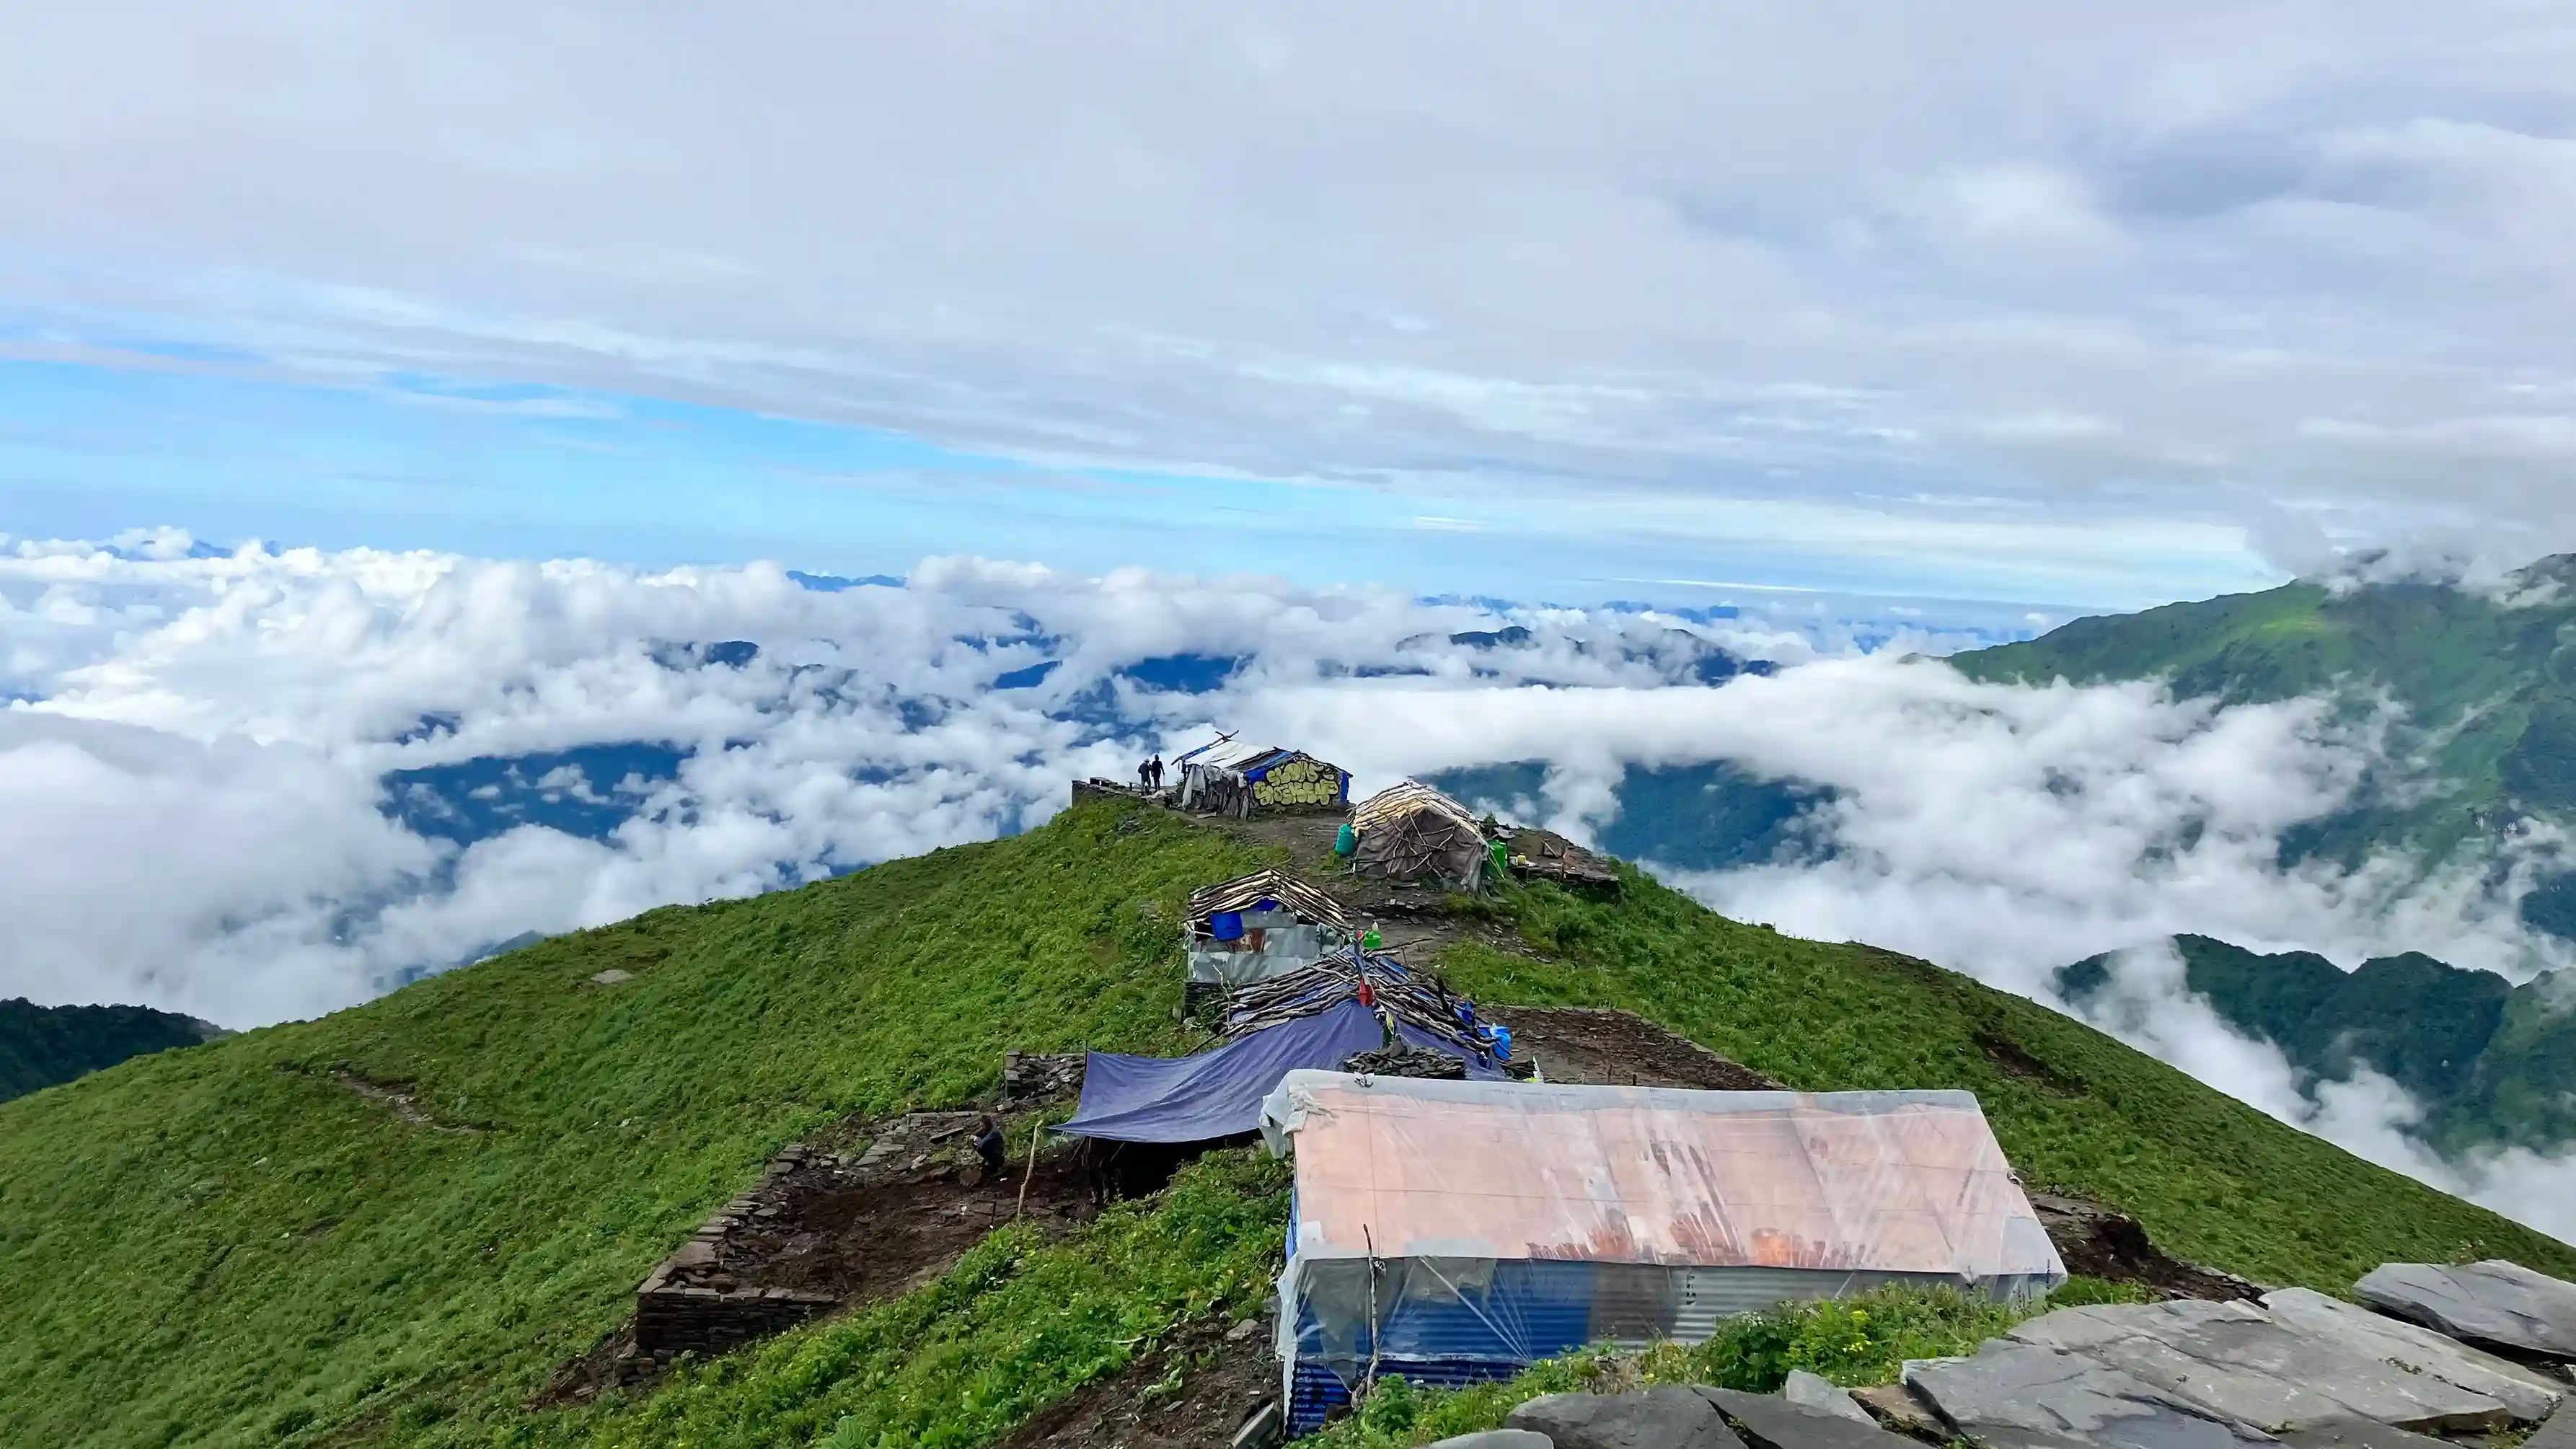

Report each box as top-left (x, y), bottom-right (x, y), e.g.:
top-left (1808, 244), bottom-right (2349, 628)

top-left (1173, 738), bottom-right (1351, 818)
top-left (1258, 1073), bottom-right (2065, 1432)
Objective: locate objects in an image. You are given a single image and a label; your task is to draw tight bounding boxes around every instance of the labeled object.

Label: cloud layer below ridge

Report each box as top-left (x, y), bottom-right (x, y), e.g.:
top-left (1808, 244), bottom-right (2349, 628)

top-left (9, 531), bottom-right (2576, 1232)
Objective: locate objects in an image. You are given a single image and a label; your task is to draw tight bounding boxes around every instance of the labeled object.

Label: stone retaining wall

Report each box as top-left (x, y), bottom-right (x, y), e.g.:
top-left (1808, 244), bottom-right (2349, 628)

top-left (625, 1150), bottom-right (839, 1376)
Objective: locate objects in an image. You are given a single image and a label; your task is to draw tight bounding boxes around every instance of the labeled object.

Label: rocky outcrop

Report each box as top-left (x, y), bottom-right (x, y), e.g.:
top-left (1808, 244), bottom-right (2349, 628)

top-left (1905, 1342), bottom-right (2268, 1449)
top-left (2356, 1259), bottom-right (2576, 1360)
top-left (2261, 1286), bottom-right (2563, 1422)
top-left (1704, 1385), bottom-right (1918, 1449)
top-left (2003, 1298), bottom-right (2515, 1434)
top-left (1507, 1388), bottom-right (1744, 1449)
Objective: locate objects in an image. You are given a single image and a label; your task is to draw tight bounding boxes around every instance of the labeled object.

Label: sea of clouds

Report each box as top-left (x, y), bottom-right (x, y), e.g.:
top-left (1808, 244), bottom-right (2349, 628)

top-left (11, 528), bottom-right (2576, 1234)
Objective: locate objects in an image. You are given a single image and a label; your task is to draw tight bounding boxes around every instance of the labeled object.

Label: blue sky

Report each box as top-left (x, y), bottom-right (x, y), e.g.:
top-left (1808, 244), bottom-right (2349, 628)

top-left (6, 4), bottom-right (2574, 609)
top-left (0, 344), bottom-right (2274, 612)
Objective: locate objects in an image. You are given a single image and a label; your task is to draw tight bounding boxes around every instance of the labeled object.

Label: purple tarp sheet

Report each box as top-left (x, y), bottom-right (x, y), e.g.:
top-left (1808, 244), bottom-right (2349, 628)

top-left (1059, 1000), bottom-right (1484, 1143)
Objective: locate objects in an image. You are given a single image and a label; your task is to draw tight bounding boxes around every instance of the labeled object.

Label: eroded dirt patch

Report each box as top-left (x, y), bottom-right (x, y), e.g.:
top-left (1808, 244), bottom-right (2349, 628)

top-left (322, 1069), bottom-right (485, 1133)
top-left (2029, 1192), bottom-right (2264, 1300)
top-left (1486, 1006), bottom-right (1783, 1091)
top-left (994, 1316), bottom-right (1279, 1449)
top-left (541, 1113), bottom-right (1100, 1404)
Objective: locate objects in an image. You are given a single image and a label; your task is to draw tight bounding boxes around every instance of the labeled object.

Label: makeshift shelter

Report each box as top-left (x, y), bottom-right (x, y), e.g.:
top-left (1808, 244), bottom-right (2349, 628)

top-left (1186, 869), bottom-right (1355, 993)
top-left (1350, 781), bottom-right (1489, 889)
top-left (1173, 737), bottom-right (1351, 818)
top-left (1501, 827), bottom-right (1620, 892)
top-left (1258, 1073), bottom-right (2065, 1430)
top-left (1054, 1000), bottom-right (1487, 1196)
top-left (1224, 953), bottom-right (1511, 1078)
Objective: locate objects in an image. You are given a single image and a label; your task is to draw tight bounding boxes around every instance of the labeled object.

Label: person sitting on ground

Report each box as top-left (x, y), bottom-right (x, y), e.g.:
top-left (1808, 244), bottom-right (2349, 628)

top-left (974, 1116), bottom-right (1006, 1179)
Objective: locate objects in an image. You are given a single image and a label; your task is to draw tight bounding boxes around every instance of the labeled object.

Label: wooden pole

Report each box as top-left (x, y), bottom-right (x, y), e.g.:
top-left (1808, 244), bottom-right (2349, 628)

top-left (1015, 1118), bottom-right (1044, 1220)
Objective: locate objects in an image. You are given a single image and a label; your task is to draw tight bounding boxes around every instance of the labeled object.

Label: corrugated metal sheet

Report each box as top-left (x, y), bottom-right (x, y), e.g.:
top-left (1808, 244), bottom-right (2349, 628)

top-left (1186, 869), bottom-right (1353, 933)
top-left (1280, 1258), bottom-right (2013, 1430)
top-left (1288, 1358), bottom-right (1526, 1436)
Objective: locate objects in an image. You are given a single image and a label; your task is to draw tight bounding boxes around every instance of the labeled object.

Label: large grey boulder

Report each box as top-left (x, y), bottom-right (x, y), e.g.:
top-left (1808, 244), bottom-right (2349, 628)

top-left (1905, 1341), bottom-right (2272, 1449)
top-left (1780, 1371), bottom-right (1876, 1427)
top-left (1702, 1386), bottom-right (1918, 1449)
top-left (1429, 1433), bottom-right (1556, 1449)
top-left (1507, 1388), bottom-right (1744, 1449)
top-left (2261, 1287), bottom-right (2563, 1423)
top-left (2355, 1260), bottom-right (2576, 1360)
top-left (2006, 1298), bottom-right (2509, 1433)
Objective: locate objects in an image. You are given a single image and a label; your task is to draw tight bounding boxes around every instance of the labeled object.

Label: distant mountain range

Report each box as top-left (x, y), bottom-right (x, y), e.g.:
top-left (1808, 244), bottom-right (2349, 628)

top-left (1956, 558), bottom-right (2576, 940)
top-left (0, 998), bottom-right (224, 1104)
top-left (1436, 563), bottom-right (2576, 1155)
top-left (2054, 935), bottom-right (2576, 1157)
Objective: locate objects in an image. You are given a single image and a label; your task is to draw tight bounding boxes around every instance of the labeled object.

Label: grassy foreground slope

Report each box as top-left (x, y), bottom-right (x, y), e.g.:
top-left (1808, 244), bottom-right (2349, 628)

top-left (2, 800), bottom-right (2570, 1449)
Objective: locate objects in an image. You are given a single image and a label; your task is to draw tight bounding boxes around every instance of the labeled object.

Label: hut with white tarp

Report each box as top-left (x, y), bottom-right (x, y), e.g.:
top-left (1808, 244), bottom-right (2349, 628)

top-left (1349, 780), bottom-right (1488, 889)
top-left (1256, 1071), bottom-right (2065, 1431)
top-left (1173, 737), bottom-right (1351, 818)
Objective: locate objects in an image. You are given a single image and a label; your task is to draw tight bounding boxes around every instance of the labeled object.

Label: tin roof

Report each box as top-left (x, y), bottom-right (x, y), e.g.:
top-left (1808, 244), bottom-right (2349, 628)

top-left (1261, 1072), bottom-right (2065, 1284)
top-left (1186, 869), bottom-right (1354, 933)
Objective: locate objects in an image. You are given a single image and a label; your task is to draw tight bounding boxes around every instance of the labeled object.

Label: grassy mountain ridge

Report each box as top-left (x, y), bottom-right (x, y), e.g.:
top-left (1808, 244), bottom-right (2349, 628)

top-left (2057, 934), bottom-right (2576, 1156)
top-left (1949, 559), bottom-right (2576, 900)
top-left (0, 996), bottom-right (222, 1103)
top-left (2, 798), bottom-right (2568, 1448)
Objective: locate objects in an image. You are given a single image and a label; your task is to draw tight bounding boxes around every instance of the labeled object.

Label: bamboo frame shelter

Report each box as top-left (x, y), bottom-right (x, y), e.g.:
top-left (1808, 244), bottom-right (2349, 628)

top-left (1349, 780), bottom-right (1490, 889)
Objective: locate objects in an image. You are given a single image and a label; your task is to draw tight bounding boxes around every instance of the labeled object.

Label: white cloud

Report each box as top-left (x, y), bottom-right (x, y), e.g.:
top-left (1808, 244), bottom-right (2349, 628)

top-left (0, 532), bottom-right (1855, 1023)
top-left (10, 532), bottom-right (2576, 1237)
top-left (6, 4), bottom-right (2576, 568)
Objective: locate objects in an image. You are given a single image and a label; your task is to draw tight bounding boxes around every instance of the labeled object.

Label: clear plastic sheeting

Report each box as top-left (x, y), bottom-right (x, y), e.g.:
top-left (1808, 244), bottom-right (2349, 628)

top-left (1260, 1070), bottom-right (2065, 1397)
top-left (1188, 922), bottom-right (1339, 987)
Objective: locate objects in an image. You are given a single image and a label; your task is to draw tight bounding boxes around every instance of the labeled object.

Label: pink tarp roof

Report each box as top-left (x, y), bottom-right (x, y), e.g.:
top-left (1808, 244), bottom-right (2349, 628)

top-left (1261, 1071), bottom-right (2064, 1283)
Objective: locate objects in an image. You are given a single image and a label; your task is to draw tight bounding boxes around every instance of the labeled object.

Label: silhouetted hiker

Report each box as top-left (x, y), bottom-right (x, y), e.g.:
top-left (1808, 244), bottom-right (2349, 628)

top-left (974, 1116), bottom-right (1006, 1178)
top-left (1149, 754), bottom-right (1165, 790)
top-left (1137, 758), bottom-right (1152, 790)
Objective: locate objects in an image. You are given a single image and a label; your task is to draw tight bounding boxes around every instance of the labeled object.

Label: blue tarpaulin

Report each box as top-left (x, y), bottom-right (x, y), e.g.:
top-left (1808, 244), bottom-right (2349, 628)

top-left (1057, 1000), bottom-right (1390, 1144)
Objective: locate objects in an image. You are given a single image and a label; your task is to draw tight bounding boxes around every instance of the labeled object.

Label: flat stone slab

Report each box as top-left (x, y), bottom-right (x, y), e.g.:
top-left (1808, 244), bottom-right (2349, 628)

top-left (2355, 1260), bottom-right (2576, 1360)
top-left (2261, 1287), bottom-right (2564, 1423)
top-left (1781, 1371), bottom-right (1876, 1427)
top-left (1703, 1386), bottom-right (1918, 1449)
top-left (1905, 1341), bottom-right (2271, 1449)
top-left (2531, 1398), bottom-right (2576, 1449)
top-left (2272, 1421), bottom-right (2453, 1449)
top-left (1508, 1388), bottom-right (1744, 1449)
top-left (1429, 1434), bottom-right (1556, 1449)
top-left (1846, 1383), bottom-right (1943, 1440)
top-left (2006, 1298), bottom-right (2509, 1433)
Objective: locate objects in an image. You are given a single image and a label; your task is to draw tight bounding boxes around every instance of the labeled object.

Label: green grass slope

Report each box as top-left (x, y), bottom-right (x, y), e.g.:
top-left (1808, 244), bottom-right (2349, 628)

top-left (0, 996), bottom-right (219, 1103)
top-left (3, 800), bottom-right (2569, 1449)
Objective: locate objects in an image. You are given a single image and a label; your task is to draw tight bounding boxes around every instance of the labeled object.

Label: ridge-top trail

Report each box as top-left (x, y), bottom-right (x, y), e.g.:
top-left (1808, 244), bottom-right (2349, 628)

top-left (1, 798), bottom-right (2566, 1448)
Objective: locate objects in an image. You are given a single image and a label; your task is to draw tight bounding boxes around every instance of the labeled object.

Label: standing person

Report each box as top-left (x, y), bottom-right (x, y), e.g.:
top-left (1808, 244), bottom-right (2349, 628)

top-left (1149, 754), bottom-right (1165, 790)
top-left (1137, 757), bottom-right (1152, 790)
